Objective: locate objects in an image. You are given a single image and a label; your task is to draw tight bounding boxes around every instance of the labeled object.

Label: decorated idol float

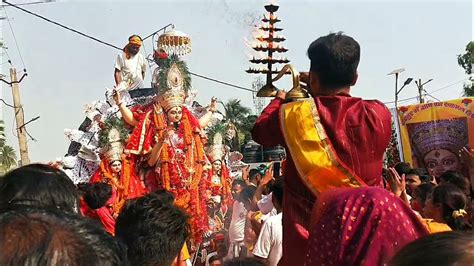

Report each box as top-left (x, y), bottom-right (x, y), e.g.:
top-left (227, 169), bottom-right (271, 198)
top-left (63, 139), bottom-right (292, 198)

top-left (57, 29), bottom-right (237, 250)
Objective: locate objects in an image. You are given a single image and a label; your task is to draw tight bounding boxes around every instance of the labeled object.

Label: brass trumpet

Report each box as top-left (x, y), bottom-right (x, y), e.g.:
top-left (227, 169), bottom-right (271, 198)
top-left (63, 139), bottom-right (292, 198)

top-left (255, 64), bottom-right (310, 99)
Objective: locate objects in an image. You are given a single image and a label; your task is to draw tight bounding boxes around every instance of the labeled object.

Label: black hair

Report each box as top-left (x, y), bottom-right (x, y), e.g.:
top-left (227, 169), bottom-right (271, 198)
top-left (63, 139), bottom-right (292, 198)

top-left (394, 162), bottom-right (412, 176)
top-left (108, 160), bottom-right (122, 167)
top-left (412, 183), bottom-right (434, 208)
top-left (150, 189), bottom-right (175, 206)
top-left (431, 184), bottom-right (472, 231)
top-left (439, 171), bottom-right (470, 194)
top-left (232, 179), bottom-right (246, 188)
top-left (0, 205), bottom-right (124, 266)
top-left (390, 231), bottom-right (474, 266)
top-left (0, 164), bottom-right (79, 213)
top-left (439, 170), bottom-right (463, 182)
top-left (115, 194), bottom-right (190, 266)
top-left (407, 168), bottom-right (432, 183)
top-left (208, 255), bottom-right (222, 264)
top-left (83, 183), bottom-right (113, 209)
top-left (238, 186), bottom-right (256, 204)
top-left (224, 257), bottom-right (265, 266)
top-left (269, 177), bottom-right (284, 206)
top-left (307, 32), bottom-right (360, 90)
top-left (248, 169), bottom-right (261, 182)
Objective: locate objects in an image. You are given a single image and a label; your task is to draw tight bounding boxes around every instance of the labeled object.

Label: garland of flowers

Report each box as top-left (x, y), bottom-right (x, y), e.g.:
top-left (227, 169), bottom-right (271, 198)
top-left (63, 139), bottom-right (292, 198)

top-left (149, 105), bottom-right (208, 244)
top-left (220, 164), bottom-right (233, 209)
top-left (99, 160), bottom-right (123, 216)
top-left (181, 110), bottom-right (194, 175)
top-left (194, 129), bottom-right (205, 163)
top-left (152, 107), bottom-right (172, 190)
top-left (208, 164), bottom-right (232, 212)
top-left (96, 152), bottom-right (136, 216)
top-left (121, 154), bottom-right (131, 200)
top-left (182, 110), bottom-right (208, 243)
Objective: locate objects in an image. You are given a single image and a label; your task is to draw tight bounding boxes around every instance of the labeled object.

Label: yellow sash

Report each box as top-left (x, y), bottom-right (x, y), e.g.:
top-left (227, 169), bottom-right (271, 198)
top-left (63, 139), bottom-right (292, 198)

top-left (280, 99), bottom-right (366, 196)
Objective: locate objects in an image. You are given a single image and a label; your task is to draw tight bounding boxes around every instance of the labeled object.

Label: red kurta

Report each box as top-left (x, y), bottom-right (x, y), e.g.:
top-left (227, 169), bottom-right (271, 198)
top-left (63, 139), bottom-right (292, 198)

top-left (252, 94), bottom-right (392, 265)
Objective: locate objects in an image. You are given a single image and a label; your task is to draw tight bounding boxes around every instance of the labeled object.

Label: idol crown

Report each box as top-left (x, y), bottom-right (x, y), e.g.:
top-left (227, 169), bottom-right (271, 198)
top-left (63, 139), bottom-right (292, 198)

top-left (159, 88), bottom-right (185, 112)
top-left (411, 119), bottom-right (467, 157)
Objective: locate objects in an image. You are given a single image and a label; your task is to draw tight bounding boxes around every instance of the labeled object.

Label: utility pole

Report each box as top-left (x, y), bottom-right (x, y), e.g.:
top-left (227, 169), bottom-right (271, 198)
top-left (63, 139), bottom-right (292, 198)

top-left (2, 68), bottom-right (30, 165)
top-left (387, 68), bottom-right (405, 109)
top-left (415, 78), bottom-right (433, 104)
top-left (417, 78), bottom-right (424, 104)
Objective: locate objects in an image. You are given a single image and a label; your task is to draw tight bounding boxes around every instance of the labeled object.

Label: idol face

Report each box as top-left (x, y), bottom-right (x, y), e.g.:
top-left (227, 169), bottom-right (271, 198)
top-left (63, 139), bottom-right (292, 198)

top-left (167, 106), bottom-right (183, 123)
top-left (423, 149), bottom-right (460, 178)
top-left (110, 160), bottom-right (122, 174)
top-left (212, 160), bottom-right (222, 174)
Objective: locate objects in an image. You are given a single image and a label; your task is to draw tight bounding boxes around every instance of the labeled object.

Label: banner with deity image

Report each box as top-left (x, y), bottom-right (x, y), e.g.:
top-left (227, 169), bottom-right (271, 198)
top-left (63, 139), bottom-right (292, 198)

top-left (397, 98), bottom-right (473, 180)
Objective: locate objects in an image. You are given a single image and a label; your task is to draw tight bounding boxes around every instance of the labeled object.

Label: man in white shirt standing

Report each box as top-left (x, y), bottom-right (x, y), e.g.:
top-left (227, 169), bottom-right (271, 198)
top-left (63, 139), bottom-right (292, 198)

top-left (114, 35), bottom-right (147, 90)
top-left (253, 177), bottom-right (283, 266)
top-left (227, 179), bottom-right (247, 259)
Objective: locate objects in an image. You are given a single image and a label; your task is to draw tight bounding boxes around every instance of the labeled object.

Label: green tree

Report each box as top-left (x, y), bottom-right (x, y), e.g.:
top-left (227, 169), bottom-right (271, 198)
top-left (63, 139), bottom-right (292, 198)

top-left (0, 145), bottom-right (17, 171)
top-left (240, 115), bottom-right (257, 145)
top-left (220, 99), bottom-right (252, 151)
top-left (457, 41), bottom-right (474, 97)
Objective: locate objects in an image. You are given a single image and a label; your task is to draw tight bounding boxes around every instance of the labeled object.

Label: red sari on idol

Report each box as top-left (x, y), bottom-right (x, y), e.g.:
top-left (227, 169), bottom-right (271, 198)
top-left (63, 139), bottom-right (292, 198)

top-left (252, 94), bottom-right (392, 265)
top-left (125, 103), bottom-right (209, 244)
top-left (87, 154), bottom-right (146, 234)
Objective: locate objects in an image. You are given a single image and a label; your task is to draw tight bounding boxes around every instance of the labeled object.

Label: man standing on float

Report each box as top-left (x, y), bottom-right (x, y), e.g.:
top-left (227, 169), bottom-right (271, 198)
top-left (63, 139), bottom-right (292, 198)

top-left (114, 35), bottom-right (147, 89)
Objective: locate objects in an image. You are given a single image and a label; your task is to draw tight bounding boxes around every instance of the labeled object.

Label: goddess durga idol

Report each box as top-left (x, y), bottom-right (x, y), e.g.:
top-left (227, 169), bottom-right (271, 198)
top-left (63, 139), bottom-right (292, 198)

top-left (113, 59), bottom-right (217, 244)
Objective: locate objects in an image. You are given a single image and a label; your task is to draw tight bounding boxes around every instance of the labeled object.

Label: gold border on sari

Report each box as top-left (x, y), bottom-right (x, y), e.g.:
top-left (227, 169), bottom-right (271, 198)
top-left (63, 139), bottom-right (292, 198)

top-left (280, 99), bottom-right (366, 196)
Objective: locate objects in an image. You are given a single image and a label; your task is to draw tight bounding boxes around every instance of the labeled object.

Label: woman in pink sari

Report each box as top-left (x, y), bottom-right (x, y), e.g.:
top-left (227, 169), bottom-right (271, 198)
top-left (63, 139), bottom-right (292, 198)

top-left (305, 187), bottom-right (429, 266)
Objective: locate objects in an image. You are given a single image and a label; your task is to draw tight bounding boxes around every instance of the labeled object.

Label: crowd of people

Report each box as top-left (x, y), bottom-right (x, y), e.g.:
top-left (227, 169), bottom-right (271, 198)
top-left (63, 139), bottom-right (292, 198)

top-left (0, 32), bottom-right (473, 266)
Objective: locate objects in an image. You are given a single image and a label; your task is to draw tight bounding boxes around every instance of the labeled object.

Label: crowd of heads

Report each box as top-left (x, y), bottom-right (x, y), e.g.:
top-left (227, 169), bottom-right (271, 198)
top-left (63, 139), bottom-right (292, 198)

top-left (392, 161), bottom-right (472, 232)
top-left (0, 162), bottom-right (282, 266)
top-left (1, 159), bottom-right (471, 265)
top-left (0, 164), bottom-right (79, 213)
top-left (115, 191), bottom-right (190, 266)
top-left (0, 164), bottom-right (191, 266)
top-left (0, 205), bottom-right (124, 266)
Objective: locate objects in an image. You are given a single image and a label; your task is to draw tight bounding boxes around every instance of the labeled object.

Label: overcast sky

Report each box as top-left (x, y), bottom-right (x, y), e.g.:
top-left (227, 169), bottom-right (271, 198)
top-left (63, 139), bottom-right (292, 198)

top-left (1, 0), bottom-right (472, 162)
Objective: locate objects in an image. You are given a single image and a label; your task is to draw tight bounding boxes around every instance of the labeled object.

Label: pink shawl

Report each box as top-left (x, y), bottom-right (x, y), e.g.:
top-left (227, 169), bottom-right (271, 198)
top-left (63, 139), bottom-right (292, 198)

top-left (305, 187), bottom-right (428, 266)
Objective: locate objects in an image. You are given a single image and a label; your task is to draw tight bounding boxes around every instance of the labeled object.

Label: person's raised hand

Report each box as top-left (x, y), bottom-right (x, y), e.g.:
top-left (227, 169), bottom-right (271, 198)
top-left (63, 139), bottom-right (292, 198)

top-left (460, 146), bottom-right (474, 168)
top-left (261, 163), bottom-right (274, 186)
top-left (299, 72), bottom-right (310, 90)
top-left (112, 89), bottom-right (121, 105)
top-left (209, 97), bottom-right (218, 112)
top-left (242, 165), bottom-right (250, 184)
top-left (387, 167), bottom-right (406, 197)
